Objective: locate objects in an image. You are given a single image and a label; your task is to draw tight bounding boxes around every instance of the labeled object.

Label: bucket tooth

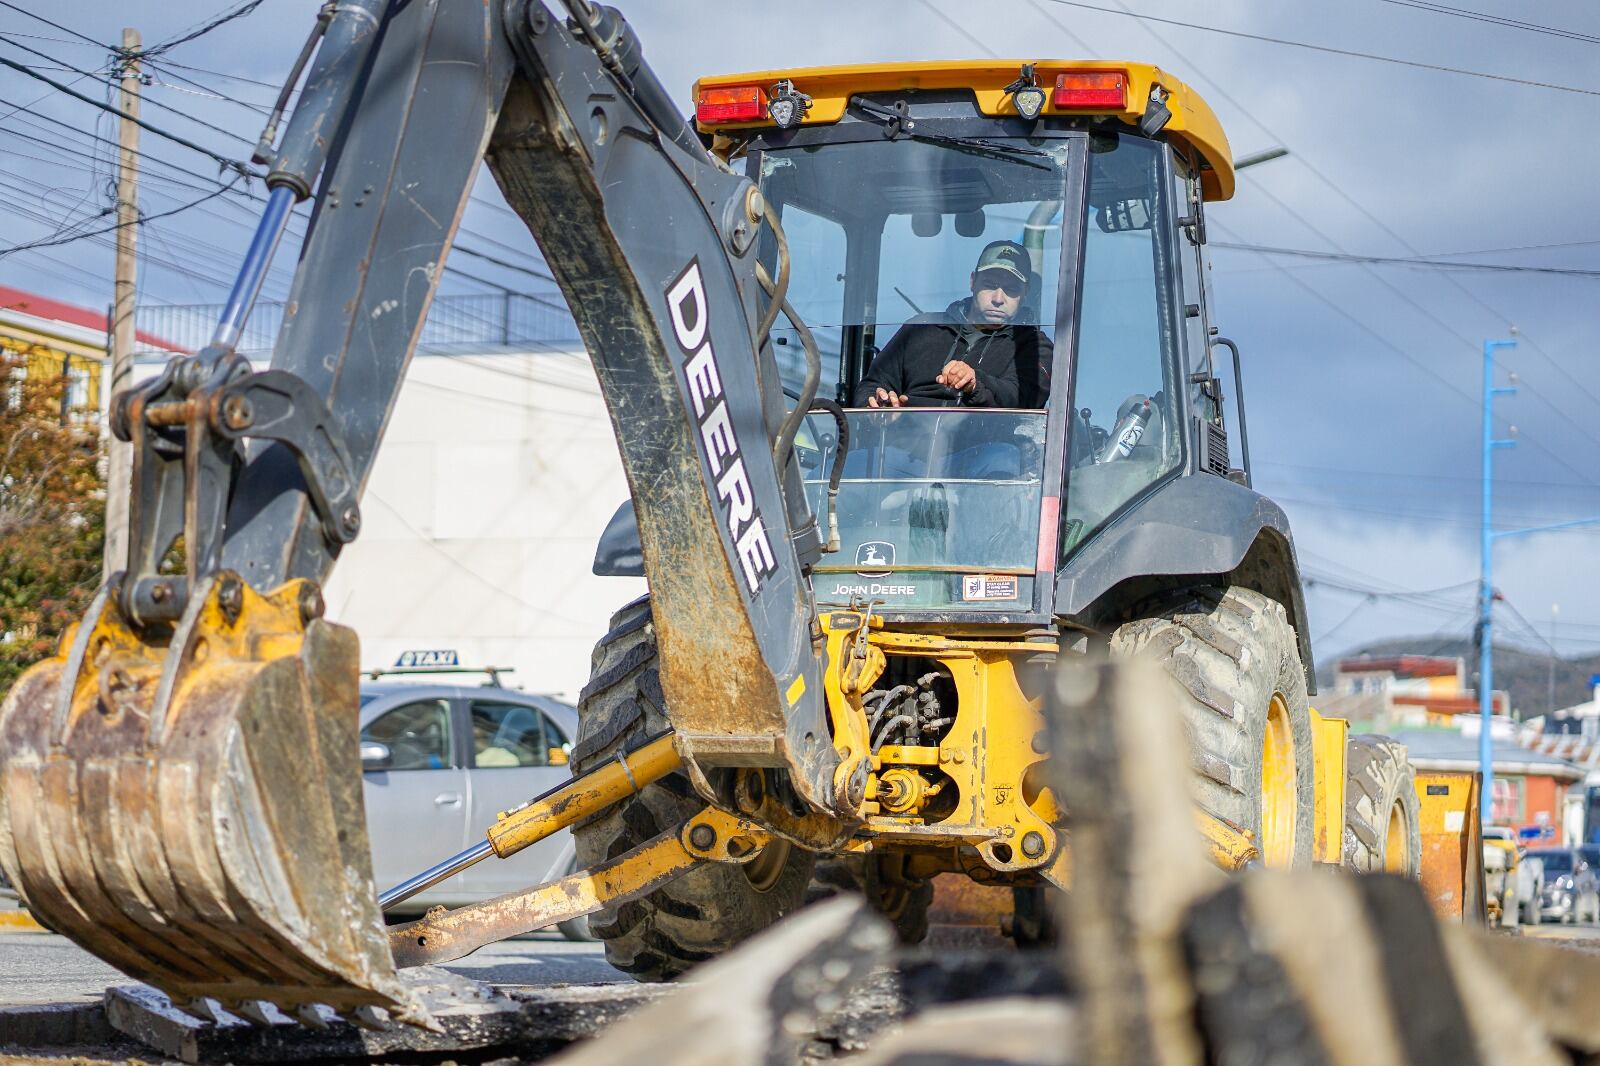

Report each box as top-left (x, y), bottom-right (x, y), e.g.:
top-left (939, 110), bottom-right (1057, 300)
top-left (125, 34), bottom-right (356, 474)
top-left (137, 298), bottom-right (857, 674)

top-left (0, 576), bottom-right (427, 1024)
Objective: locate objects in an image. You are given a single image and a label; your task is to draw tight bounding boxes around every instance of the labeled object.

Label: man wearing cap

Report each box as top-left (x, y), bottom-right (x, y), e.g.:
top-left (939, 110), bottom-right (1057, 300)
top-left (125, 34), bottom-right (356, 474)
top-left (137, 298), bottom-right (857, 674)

top-left (854, 240), bottom-right (1053, 409)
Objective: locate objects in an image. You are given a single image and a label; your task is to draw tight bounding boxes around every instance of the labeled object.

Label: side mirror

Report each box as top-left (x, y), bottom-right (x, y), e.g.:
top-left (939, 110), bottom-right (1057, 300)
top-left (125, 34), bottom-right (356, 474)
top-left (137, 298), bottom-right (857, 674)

top-left (360, 741), bottom-right (392, 771)
top-left (547, 747), bottom-right (570, 766)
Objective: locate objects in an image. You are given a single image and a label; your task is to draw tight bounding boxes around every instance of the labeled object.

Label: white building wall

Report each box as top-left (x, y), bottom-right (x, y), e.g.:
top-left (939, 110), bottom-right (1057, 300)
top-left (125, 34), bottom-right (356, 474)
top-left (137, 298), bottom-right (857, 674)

top-left (318, 346), bottom-right (645, 699)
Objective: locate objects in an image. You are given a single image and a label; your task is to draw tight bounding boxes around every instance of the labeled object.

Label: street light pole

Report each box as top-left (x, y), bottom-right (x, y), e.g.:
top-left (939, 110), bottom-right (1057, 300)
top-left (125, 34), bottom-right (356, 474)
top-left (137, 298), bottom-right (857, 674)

top-left (1479, 338), bottom-right (1517, 826)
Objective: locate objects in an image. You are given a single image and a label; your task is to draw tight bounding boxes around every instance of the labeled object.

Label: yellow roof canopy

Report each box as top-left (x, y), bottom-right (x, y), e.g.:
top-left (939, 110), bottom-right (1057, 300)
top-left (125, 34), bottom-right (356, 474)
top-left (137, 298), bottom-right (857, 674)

top-left (694, 60), bottom-right (1235, 201)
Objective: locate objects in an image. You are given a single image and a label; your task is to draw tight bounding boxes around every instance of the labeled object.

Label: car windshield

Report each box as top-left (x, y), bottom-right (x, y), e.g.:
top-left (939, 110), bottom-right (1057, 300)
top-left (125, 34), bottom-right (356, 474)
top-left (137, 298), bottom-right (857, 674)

top-left (1533, 850), bottom-right (1574, 873)
top-left (799, 408), bottom-right (1045, 611)
top-left (758, 134), bottom-right (1070, 406)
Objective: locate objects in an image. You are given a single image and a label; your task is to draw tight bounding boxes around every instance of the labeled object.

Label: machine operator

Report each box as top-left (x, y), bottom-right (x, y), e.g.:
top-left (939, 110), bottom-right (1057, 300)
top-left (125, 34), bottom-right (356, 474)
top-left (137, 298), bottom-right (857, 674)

top-left (855, 240), bottom-right (1053, 410)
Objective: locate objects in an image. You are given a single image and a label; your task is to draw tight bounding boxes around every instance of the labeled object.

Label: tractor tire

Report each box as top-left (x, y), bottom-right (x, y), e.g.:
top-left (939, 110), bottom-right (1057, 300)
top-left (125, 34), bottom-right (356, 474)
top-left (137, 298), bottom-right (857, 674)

top-left (1342, 733), bottom-right (1422, 877)
top-left (804, 855), bottom-right (932, 945)
top-left (1110, 585), bottom-right (1316, 869)
top-left (570, 595), bottom-right (814, 982)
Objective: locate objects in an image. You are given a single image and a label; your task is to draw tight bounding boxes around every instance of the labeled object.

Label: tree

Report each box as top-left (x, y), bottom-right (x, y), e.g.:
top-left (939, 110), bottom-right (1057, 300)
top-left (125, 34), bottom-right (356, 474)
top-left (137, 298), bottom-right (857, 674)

top-left (0, 349), bottom-right (105, 694)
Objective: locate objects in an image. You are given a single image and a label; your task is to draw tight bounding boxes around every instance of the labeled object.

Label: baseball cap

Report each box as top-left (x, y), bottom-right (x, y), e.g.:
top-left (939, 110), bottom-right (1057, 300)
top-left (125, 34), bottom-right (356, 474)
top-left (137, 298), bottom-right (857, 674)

top-left (973, 240), bottom-right (1030, 285)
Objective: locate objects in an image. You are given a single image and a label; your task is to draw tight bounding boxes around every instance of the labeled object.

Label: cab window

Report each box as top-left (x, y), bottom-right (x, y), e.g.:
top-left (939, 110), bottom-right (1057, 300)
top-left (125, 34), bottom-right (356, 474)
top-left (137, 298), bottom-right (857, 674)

top-left (1060, 134), bottom-right (1184, 556)
top-left (470, 701), bottom-right (562, 768)
top-left (360, 699), bottom-right (453, 771)
top-left (760, 135), bottom-right (1069, 409)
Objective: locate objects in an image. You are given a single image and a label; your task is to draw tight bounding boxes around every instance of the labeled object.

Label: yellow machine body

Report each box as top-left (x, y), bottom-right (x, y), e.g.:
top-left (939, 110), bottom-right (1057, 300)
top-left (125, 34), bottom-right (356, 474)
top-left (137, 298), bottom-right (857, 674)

top-left (693, 60), bottom-right (1235, 200)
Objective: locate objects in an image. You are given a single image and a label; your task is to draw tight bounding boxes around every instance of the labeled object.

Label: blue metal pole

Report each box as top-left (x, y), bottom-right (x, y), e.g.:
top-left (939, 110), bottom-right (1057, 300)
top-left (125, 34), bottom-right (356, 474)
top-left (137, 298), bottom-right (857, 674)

top-left (211, 184), bottom-right (296, 351)
top-left (1479, 340), bottom-right (1494, 825)
top-left (1480, 338), bottom-right (1517, 825)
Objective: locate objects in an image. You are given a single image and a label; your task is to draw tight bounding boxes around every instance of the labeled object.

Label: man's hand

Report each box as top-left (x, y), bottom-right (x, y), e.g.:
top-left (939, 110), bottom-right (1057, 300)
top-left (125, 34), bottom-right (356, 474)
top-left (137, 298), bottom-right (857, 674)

top-left (936, 360), bottom-right (978, 394)
top-left (867, 387), bottom-right (909, 408)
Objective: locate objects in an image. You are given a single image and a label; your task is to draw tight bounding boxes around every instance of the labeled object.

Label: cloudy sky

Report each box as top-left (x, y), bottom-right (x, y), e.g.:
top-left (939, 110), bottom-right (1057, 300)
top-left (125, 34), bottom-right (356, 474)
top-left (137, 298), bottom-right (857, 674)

top-left (3, 0), bottom-right (1598, 666)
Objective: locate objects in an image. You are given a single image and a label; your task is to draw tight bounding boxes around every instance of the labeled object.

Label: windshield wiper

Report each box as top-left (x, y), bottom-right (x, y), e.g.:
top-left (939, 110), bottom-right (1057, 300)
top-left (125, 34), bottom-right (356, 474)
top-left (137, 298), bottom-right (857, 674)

top-left (848, 97), bottom-right (1053, 170)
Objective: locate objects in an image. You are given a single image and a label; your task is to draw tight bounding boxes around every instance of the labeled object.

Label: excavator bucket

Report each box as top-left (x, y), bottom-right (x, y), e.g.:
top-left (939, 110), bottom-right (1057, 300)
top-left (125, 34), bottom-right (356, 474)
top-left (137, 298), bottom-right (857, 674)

top-left (0, 575), bottom-right (424, 1024)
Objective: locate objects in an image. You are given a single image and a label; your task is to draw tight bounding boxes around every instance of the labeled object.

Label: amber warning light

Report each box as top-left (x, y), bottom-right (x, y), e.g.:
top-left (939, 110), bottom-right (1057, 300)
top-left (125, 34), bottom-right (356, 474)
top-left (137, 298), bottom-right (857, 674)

top-left (1053, 71), bottom-right (1127, 110)
top-left (697, 85), bottom-right (765, 124)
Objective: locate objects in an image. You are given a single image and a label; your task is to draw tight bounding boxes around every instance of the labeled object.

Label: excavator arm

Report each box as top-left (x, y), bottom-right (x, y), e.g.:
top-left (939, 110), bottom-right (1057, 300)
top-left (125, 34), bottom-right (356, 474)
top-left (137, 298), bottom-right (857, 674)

top-left (0, 0), bottom-right (844, 1025)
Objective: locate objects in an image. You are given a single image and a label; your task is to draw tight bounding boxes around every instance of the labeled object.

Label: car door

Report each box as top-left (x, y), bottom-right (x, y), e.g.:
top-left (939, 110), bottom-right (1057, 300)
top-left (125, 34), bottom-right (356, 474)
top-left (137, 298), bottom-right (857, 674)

top-left (360, 696), bottom-right (471, 905)
top-left (463, 696), bottom-right (573, 897)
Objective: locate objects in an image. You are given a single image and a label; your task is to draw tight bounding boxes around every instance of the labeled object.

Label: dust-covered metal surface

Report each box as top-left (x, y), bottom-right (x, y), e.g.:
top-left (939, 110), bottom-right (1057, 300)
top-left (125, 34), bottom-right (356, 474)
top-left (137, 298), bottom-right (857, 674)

top-left (0, 578), bottom-right (420, 1024)
top-left (488, 4), bottom-right (836, 811)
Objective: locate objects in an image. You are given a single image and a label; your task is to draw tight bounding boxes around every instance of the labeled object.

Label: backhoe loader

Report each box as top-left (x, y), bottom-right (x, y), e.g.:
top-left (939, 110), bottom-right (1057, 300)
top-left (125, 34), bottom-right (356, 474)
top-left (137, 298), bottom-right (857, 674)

top-left (0, 0), bottom-right (1451, 1028)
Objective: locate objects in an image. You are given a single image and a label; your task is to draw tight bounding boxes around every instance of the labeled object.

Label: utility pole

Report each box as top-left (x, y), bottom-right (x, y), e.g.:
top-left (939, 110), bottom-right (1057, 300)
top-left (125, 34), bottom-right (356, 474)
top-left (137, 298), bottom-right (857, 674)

top-left (1478, 338), bottom-right (1517, 826)
top-left (104, 28), bottom-right (140, 578)
top-left (1549, 603), bottom-right (1560, 715)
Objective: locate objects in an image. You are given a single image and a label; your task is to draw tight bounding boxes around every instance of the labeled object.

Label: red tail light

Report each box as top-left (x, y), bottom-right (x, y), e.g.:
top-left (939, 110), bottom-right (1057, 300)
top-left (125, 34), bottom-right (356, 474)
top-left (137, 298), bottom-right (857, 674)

top-left (1053, 71), bottom-right (1127, 110)
top-left (696, 85), bottom-right (765, 124)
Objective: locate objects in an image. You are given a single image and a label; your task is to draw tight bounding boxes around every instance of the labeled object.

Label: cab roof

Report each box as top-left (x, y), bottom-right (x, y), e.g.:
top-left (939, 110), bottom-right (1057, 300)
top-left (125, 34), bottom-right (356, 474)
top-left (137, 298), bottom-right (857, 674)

top-left (694, 60), bottom-right (1235, 201)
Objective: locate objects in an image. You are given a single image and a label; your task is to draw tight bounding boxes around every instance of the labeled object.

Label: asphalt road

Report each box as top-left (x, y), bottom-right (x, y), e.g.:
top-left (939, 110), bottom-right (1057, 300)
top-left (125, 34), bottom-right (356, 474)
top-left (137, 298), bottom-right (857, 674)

top-left (0, 927), bottom-right (628, 1008)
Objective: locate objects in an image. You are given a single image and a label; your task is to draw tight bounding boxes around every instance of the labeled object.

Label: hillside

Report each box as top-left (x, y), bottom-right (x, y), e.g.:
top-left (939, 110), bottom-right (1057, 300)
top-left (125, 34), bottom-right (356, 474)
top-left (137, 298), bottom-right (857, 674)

top-left (1317, 637), bottom-right (1600, 719)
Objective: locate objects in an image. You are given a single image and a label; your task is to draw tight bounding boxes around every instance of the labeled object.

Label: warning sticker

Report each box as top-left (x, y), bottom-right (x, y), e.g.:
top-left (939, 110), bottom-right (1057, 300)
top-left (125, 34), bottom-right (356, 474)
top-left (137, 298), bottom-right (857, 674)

top-left (961, 574), bottom-right (1019, 601)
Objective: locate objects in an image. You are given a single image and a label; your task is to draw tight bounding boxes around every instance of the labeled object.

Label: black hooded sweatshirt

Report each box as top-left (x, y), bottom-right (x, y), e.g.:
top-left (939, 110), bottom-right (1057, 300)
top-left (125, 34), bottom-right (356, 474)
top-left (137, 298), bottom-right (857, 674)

top-left (853, 300), bottom-right (1052, 408)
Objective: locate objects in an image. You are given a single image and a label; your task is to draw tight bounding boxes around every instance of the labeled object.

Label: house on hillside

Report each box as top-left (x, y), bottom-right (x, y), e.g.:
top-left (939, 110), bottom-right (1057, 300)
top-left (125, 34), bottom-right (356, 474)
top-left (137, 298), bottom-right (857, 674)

top-left (1319, 654), bottom-right (1509, 732)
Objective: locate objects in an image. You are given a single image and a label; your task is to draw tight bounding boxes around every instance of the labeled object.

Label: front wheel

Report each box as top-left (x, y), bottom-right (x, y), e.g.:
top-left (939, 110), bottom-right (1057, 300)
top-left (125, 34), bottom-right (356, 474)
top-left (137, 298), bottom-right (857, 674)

top-left (1111, 585), bottom-right (1315, 869)
top-left (570, 596), bottom-right (814, 981)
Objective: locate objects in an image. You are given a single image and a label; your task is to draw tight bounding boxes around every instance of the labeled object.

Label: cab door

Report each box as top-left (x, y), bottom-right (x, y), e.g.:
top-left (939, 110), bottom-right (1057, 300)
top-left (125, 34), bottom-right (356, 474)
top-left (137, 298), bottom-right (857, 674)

top-left (360, 696), bottom-right (470, 905)
top-left (462, 697), bottom-right (573, 897)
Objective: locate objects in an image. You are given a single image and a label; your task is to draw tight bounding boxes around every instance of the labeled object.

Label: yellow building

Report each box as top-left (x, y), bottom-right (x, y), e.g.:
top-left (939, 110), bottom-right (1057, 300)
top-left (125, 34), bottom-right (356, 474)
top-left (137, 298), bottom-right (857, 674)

top-left (0, 287), bottom-right (185, 423)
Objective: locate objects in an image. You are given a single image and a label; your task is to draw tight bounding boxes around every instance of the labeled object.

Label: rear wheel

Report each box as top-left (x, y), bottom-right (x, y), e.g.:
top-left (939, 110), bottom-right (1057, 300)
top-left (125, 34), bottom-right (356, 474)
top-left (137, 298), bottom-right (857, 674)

top-left (571, 596), bottom-right (814, 981)
top-left (1342, 734), bottom-right (1422, 876)
top-left (1110, 585), bottom-right (1315, 869)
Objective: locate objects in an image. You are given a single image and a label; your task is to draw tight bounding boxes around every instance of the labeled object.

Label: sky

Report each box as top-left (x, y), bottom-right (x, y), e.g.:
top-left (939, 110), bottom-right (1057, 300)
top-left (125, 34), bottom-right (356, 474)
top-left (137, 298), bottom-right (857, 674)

top-left (2, 0), bottom-right (1598, 668)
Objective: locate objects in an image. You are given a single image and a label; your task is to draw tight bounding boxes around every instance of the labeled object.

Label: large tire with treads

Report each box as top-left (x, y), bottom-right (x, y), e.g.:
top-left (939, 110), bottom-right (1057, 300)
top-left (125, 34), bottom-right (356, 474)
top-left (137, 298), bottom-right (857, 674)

top-left (571, 595), bottom-right (814, 981)
top-left (1342, 733), bottom-right (1421, 876)
top-left (1110, 585), bottom-right (1315, 869)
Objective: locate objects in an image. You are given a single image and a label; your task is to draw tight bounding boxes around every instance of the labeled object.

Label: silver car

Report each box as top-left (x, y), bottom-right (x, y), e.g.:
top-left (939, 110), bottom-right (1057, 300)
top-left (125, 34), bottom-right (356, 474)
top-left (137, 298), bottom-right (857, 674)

top-left (358, 680), bottom-right (587, 935)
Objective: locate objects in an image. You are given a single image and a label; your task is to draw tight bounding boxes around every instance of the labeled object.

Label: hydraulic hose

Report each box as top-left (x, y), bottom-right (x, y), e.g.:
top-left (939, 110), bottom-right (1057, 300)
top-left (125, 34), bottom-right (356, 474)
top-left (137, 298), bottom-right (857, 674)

top-left (808, 397), bottom-right (849, 553)
top-left (755, 197), bottom-right (792, 346)
top-left (770, 292), bottom-right (820, 468)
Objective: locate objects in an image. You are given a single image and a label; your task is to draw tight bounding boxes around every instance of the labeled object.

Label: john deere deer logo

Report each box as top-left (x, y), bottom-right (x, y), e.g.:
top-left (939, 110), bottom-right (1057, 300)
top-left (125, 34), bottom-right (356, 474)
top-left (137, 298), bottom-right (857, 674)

top-left (855, 540), bottom-right (894, 578)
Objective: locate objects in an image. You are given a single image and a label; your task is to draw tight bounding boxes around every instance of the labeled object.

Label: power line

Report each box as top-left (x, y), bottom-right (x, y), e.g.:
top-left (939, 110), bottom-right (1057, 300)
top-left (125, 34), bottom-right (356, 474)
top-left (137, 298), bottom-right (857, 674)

top-left (0, 53), bottom-right (254, 175)
top-left (0, 0), bottom-right (104, 48)
top-left (0, 177), bottom-right (241, 257)
top-left (1372, 0), bottom-right (1600, 46)
top-left (141, 0), bottom-right (270, 60)
top-left (1212, 241), bottom-right (1600, 279)
top-left (1034, 0), bottom-right (1600, 98)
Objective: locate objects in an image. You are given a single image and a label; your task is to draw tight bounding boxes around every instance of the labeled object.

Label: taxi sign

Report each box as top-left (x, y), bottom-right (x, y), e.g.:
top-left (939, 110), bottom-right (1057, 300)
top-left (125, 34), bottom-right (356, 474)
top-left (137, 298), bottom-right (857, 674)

top-left (395, 649), bottom-right (459, 669)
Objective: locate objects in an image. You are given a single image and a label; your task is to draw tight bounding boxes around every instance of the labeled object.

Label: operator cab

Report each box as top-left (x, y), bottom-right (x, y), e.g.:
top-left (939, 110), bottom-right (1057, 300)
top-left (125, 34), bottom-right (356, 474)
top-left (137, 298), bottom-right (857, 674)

top-left (695, 63), bottom-right (1242, 621)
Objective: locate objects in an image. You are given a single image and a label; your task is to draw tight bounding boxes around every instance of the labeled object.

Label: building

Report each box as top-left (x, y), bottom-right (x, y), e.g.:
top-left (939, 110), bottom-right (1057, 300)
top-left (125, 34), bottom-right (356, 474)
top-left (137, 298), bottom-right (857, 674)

top-left (126, 294), bottom-right (635, 701)
top-left (1395, 729), bottom-right (1584, 844)
top-left (1322, 654), bottom-right (1508, 732)
top-left (0, 286), bottom-right (183, 422)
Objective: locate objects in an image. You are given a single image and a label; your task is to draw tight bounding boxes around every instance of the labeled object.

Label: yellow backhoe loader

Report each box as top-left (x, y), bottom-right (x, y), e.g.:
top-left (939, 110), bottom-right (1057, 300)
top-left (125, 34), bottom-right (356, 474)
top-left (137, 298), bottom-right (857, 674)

top-left (0, 0), bottom-right (1473, 1028)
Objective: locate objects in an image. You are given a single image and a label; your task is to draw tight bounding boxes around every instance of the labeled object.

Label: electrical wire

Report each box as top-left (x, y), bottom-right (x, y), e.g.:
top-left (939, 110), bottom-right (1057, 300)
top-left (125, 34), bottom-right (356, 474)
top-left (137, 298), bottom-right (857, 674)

top-left (1372, 0), bottom-right (1600, 46)
top-left (1211, 242), bottom-right (1600, 279)
top-left (0, 177), bottom-right (241, 257)
top-left (140, 0), bottom-right (271, 60)
top-left (1033, 0), bottom-right (1600, 98)
top-left (0, 0), bottom-right (104, 48)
